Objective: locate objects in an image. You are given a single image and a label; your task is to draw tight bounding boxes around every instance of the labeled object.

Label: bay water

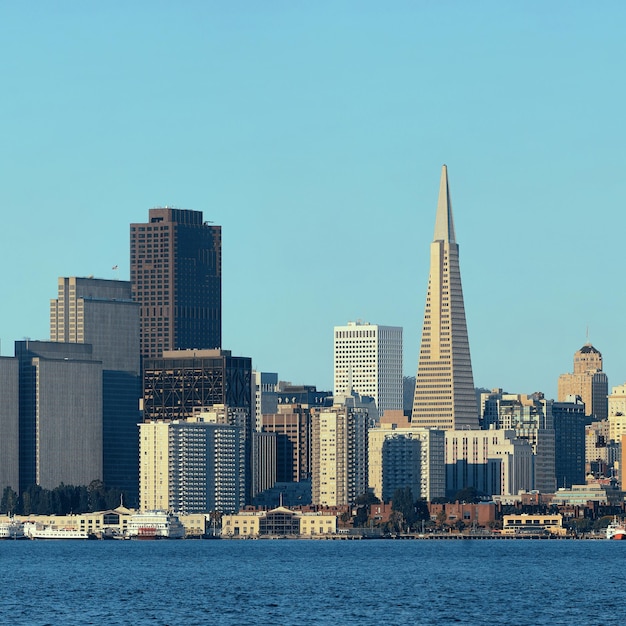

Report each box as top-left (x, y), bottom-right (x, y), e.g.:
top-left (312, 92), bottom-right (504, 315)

top-left (1, 539), bottom-right (624, 625)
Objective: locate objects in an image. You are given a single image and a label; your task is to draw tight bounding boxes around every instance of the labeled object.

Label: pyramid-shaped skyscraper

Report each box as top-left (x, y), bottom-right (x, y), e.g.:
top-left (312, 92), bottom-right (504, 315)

top-left (411, 165), bottom-right (479, 429)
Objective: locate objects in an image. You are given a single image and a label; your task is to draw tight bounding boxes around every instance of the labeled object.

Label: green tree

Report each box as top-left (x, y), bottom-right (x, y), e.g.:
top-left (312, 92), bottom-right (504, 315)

top-left (0, 487), bottom-right (19, 514)
top-left (453, 486), bottom-right (483, 504)
top-left (354, 492), bottom-right (381, 506)
top-left (391, 487), bottom-right (418, 531)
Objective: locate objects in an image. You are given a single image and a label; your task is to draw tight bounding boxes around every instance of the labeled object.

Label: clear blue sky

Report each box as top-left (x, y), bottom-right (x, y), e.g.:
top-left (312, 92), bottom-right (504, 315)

top-left (2, 2), bottom-right (625, 399)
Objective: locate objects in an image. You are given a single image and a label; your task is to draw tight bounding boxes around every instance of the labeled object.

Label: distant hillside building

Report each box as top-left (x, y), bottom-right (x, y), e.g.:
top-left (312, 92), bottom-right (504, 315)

top-left (558, 343), bottom-right (608, 420)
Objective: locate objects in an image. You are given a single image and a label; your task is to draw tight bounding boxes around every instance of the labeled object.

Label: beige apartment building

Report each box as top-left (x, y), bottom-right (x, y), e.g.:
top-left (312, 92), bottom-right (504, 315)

top-left (368, 411), bottom-right (445, 502)
top-left (310, 394), bottom-right (369, 507)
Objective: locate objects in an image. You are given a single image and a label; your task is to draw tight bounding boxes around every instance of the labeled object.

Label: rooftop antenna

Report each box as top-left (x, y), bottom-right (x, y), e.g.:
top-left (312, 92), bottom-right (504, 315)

top-left (112, 265), bottom-right (119, 280)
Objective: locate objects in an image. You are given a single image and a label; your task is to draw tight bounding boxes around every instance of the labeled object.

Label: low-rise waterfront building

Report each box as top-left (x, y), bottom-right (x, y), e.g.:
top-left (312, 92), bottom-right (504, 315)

top-left (502, 513), bottom-right (566, 536)
top-left (221, 506), bottom-right (337, 537)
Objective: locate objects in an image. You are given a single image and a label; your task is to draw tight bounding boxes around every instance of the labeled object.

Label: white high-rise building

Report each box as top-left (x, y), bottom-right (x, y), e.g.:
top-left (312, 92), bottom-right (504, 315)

top-left (333, 321), bottom-right (402, 415)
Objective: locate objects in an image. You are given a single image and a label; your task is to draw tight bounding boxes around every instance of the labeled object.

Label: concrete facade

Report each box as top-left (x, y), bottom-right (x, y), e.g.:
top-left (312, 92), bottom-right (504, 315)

top-left (16, 341), bottom-right (103, 491)
top-left (50, 276), bottom-right (141, 504)
top-left (0, 357), bottom-right (19, 494)
top-left (333, 321), bottom-right (403, 414)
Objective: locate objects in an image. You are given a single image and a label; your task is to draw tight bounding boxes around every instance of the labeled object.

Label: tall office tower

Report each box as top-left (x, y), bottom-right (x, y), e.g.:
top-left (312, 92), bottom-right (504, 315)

top-left (333, 321), bottom-right (403, 414)
top-left (558, 343), bottom-right (608, 420)
top-left (412, 166), bottom-right (479, 429)
top-left (368, 412), bottom-right (445, 502)
top-left (139, 417), bottom-right (245, 514)
top-left (310, 393), bottom-right (370, 506)
top-left (16, 341), bottom-right (102, 491)
top-left (0, 357), bottom-right (19, 495)
top-left (444, 429), bottom-right (534, 497)
top-left (552, 397), bottom-right (586, 489)
top-left (130, 208), bottom-right (221, 359)
top-left (50, 277), bottom-right (141, 504)
top-left (262, 404), bottom-right (312, 483)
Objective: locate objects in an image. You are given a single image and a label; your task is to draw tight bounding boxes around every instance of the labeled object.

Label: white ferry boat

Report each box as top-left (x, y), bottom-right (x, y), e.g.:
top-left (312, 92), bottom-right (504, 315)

top-left (26, 523), bottom-right (91, 540)
top-left (0, 519), bottom-right (25, 540)
top-left (127, 511), bottom-right (185, 540)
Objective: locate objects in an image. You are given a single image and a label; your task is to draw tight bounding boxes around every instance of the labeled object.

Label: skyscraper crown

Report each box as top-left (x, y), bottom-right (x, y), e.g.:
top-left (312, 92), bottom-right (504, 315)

top-left (433, 164), bottom-right (456, 243)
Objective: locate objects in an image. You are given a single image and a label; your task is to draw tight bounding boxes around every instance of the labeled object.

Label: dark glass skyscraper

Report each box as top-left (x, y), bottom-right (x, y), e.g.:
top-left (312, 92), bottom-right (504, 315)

top-left (130, 208), bottom-right (222, 359)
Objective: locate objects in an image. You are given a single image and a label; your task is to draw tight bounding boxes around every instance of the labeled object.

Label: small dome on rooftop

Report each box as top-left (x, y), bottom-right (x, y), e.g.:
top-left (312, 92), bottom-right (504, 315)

top-left (579, 343), bottom-right (601, 355)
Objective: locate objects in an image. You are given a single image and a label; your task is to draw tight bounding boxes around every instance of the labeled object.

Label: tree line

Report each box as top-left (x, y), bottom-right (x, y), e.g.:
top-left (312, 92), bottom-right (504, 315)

top-left (1, 481), bottom-right (128, 516)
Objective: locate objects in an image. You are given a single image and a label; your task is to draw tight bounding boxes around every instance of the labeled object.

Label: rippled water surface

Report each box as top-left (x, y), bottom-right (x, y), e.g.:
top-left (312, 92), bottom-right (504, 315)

top-left (0, 539), bottom-right (624, 625)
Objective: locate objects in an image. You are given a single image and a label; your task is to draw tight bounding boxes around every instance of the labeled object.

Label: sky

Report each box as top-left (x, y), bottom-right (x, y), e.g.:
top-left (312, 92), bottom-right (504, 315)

top-left (2, 2), bottom-right (625, 400)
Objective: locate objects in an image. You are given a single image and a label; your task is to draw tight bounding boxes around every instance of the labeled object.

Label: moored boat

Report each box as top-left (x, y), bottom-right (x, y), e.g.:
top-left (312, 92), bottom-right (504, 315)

top-left (27, 524), bottom-right (91, 540)
top-left (606, 517), bottom-right (626, 540)
top-left (127, 511), bottom-right (185, 540)
top-left (0, 519), bottom-right (26, 540)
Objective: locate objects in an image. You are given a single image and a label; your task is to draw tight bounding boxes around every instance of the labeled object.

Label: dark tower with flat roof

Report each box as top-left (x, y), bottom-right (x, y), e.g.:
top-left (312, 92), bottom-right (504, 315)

top-left (130, 208), bottom-right (222, 359)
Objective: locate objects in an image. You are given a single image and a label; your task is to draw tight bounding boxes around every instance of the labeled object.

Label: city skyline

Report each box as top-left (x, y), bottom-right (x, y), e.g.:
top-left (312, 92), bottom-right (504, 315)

top-left (3, 3), bottom-right (626, 399)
